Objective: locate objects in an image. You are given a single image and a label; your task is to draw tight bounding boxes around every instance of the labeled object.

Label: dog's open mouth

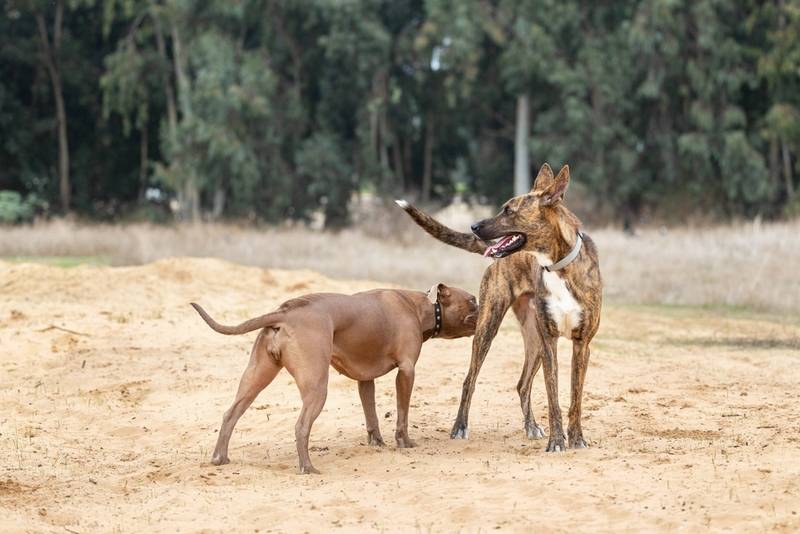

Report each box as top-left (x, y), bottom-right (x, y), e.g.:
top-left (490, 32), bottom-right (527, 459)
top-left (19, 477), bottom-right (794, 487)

top-left (483, 233), bottom-right (526, 258)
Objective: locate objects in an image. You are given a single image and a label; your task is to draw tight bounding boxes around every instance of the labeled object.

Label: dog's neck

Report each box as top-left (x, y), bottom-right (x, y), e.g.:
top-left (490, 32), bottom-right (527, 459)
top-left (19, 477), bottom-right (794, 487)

top-left (408, 291), bottom-right (442, 341)
top-left (422, 302), bottom-right (442, 340)
top-left (422, 301), bottom-right (442, 340)
top-left (534, 231), bottom-right (579, 270)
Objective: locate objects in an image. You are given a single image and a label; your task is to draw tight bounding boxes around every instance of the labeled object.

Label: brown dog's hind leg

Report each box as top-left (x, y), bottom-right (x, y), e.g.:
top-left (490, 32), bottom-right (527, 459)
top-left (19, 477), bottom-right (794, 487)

top-left (567, 339), bottom-right (591, 449)
top-left (293, 372), bottom-right (329, 474)
top-left (358, 380), bottom-right (385, 446)
top-left (211, 331), bottom-right (281, 466)
top-left (394, 362), bottom-right (417, 448)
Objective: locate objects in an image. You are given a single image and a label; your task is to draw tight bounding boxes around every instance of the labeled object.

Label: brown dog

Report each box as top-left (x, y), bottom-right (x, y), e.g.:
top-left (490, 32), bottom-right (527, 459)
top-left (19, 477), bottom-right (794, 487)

top-left (397, 163), bottom-right (602, 452)
top-left (191, 284), bottom-right (477, 474)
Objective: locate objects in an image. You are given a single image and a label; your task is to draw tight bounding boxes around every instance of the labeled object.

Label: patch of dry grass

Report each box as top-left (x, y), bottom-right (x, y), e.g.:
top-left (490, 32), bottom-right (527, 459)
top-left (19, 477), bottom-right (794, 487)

top-left (0, 214), bottom-right (798, 313)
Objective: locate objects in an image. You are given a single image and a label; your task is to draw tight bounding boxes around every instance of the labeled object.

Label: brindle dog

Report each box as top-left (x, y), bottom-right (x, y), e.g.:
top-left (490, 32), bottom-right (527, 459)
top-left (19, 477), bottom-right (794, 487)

top-left (397, 163), bottom-right (602, 452)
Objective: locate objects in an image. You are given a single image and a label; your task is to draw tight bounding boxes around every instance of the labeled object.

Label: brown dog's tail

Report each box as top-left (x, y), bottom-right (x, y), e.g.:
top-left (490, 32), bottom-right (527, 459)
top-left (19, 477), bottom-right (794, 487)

top-left (191, 303), bottom-right (284, 335)
top-left (395, 200), bottom-right (488, 255)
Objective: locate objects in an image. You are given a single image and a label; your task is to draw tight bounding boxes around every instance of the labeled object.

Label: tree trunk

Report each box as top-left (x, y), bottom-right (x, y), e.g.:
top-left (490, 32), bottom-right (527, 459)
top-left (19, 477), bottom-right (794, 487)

top-left (769, 136), bottom-right (780, 193)
top-left (154, 17), bottom-right (177, 152)
top-left (514, 93), bottom-right (531, 196)
top-left (782, 138), bottom-right (794, 201)
top-left (422, 112), bottom-right (434, 202)
top-left (379, 107), bottom-right (391, 190)
top-left (169, 19), bottom-right (199, 221)
top-left (139, 125), bottom-right (148, 198)
top-left (35, 1), bottom-right (70, 213)
top-left (392, 132), bottom-right (405, 192)
top-left (54, 74), bottom-right (70, 212)
top-left (212, 187), bottom-right (226, 219)
top-left (403, 137), bottom-right (412, 194)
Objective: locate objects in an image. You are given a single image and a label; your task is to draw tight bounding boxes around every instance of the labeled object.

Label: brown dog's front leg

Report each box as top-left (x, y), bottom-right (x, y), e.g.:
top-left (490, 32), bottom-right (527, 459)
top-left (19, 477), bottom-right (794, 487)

top-left (358, 380), bottom-right (385, 446)
top-left (394, 363), bottom-right (417, 448)
top-left (567, 339), bottom-right (591, 448)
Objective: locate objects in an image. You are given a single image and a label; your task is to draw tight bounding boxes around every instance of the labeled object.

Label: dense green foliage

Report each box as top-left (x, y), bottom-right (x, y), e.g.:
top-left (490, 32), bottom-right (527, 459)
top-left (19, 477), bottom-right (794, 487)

top-left (1, 0), bottom-right (799, 226)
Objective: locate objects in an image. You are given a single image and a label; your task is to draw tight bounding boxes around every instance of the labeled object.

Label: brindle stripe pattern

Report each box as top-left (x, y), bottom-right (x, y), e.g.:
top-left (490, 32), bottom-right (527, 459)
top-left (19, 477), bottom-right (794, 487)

top-left (399, 202), bottom-right (488, 255)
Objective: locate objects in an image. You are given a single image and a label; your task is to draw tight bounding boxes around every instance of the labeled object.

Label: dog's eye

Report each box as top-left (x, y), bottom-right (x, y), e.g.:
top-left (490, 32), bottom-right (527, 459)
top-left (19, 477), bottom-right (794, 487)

top-left (503, 206), bottom-right (512, 215)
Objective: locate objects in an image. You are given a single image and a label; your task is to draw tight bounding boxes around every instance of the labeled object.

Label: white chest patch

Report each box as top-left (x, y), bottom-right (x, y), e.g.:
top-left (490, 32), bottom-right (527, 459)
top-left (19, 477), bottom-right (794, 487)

top-left (532, 259), bottom-right (583, 337)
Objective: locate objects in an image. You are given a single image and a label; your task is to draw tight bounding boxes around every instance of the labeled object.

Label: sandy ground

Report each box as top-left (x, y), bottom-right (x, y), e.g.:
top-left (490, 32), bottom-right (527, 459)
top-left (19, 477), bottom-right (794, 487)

top-left (1, 258), bottom-right (799, 533)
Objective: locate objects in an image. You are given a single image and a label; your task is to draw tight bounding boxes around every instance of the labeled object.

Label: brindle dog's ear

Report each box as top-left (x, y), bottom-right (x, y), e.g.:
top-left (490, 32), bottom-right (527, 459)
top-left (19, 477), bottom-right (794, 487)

top-left (531, 163), bottom-right (555, 194)
top-left (427, 283), bottom-right (451, 304)
top-left (539, 165), bottom-right (570, 206)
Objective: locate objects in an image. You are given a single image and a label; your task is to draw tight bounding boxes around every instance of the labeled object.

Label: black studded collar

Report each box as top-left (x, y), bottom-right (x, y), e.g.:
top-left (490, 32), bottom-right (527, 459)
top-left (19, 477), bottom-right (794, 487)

top-left (431, 301), bottom-right (442, 338)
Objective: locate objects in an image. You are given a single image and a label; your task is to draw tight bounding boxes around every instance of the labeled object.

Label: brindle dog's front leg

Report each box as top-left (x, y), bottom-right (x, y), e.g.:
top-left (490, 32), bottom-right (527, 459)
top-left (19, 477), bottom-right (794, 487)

top-left (451, 286), bottom-right (511, 439)
top-left (567, 339), bottom-right (591, 448)
top-left (538, 331), bottom-right (566, 452)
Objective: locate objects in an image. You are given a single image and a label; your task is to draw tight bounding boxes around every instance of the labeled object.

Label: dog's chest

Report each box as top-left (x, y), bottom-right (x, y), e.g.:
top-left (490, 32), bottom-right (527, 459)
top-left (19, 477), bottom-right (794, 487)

top-left (538, 269), bottom-right (583, 337)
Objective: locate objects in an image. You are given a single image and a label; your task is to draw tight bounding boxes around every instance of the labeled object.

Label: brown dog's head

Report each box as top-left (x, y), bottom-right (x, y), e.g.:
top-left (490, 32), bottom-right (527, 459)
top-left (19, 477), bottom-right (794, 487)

top-left (427, 283), bottom-right (477, 339)
top-left (471, 163), bottom-right (579, 259)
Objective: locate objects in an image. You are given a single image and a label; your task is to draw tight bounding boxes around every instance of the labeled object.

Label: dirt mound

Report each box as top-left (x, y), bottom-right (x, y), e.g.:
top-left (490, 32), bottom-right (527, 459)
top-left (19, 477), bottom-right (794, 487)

top-left (1, 259), bottom-right (799, 532)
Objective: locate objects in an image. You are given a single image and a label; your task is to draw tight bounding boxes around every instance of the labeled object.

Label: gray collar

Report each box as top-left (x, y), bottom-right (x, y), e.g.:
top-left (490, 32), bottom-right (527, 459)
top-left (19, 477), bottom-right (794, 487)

top-left (544, 231), bottom-right (584, 272)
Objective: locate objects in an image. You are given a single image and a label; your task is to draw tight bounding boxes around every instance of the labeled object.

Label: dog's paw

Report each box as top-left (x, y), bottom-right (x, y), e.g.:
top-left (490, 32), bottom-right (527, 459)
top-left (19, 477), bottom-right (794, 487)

top-left (569, 436), bottom-right (588, 449)
top-left (210, 454), bottom-right (230, 466)
top-left (545, 437), bottom-right (567, 453)
top-left (395, 436), bottom-right (417, 448)
top-left (298, 464), bottom-right (321, 475)
top-left (525, 422), bottom-right (545, 440)
top-left (394, 199), bottom-right (409, 209)
top-left (450, 422), bottom-right (469, 440)
top-left (367, 432), bottom-right (386, 447)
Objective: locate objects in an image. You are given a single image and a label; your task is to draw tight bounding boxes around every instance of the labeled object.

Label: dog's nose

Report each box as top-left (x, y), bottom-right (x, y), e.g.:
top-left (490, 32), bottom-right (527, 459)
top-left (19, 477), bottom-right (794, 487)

top-left (471, 222), bottom-right (483, 234)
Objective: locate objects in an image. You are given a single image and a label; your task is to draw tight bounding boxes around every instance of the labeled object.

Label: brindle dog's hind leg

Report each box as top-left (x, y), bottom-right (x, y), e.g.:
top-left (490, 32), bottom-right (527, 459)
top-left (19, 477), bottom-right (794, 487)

top-left (512, 296), bottom-right (544, 439)
top-left (568, 338), bottom-right (591, 448)
top-left (358, 380), bottom-right (385, 446)
top-left (211, 330), bottom-right (282, 466)
top-left (517, 338), bottom-right (544, 439)
top-left (451, 272), bottom-right (513, 439)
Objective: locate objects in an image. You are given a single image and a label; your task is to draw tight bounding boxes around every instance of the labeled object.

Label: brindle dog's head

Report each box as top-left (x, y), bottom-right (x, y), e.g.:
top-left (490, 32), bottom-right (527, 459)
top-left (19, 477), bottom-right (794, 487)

top-left (427, 283), bottom-right (478, 338)
top-left (472, 163), bottom-right (578, 259)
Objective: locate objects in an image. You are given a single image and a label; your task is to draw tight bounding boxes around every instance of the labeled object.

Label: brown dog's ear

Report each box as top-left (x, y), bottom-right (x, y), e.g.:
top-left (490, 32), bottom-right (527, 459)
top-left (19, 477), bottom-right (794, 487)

top-left (427, 283), bottom-right (441, 304)
top-left (426, 283), bottom-right (451, 304)
top-left (530, 163), bottom-right (555, 194)
top-left (538, 164), bottom-right (570, 206)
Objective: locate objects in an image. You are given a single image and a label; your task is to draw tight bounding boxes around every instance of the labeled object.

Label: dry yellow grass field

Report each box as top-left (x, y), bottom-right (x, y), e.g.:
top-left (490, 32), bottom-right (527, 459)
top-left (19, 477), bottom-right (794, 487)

top-left (1, 214), bottom-right (799, 312)
top-left (1, 257), bottom-right (799, 532)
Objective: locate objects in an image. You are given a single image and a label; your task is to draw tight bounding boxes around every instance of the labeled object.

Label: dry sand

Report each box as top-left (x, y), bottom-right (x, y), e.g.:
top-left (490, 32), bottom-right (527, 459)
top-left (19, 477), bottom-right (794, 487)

top-left (1, 258), bottom-right (799, 532)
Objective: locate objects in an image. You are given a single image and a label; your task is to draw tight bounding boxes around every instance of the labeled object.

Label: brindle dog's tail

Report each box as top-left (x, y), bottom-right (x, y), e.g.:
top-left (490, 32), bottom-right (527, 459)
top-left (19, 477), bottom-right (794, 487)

top-left (395, 200), bottom-right (488, 255)
top-left (191, 303), bottom-right (284, 335)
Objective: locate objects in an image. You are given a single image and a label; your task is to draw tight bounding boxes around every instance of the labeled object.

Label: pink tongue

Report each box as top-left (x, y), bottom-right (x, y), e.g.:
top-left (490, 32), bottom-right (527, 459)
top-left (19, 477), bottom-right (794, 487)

top-left (483, 235), bottom-right (515, 257)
